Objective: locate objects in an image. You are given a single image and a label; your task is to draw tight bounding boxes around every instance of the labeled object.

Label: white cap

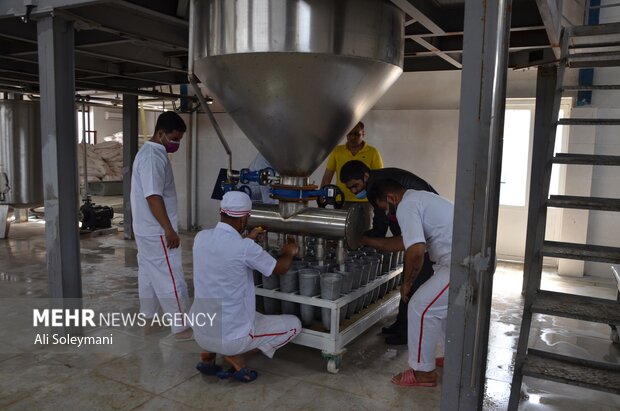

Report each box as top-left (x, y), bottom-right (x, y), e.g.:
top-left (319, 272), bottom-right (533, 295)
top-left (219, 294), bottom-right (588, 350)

top-left (220, 191), bottom-right (252, 217)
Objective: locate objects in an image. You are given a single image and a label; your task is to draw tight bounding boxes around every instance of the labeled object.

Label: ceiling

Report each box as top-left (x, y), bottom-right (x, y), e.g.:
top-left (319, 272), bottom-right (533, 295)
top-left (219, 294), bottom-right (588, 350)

top-left (0, 0), bottom-right (553, 96)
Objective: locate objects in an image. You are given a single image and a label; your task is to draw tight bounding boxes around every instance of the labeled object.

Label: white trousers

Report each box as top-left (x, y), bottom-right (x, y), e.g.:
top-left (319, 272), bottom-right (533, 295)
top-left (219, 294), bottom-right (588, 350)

top-left (195, 313), bottom-right (301, 359)
top-left (135, 234), bottom-right (190, 333)
top-left (407, 265), bottom-right (450, 372)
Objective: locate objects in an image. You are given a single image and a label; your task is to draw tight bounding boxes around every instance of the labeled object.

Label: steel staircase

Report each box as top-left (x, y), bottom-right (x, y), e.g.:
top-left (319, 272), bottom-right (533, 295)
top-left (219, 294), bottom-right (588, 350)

top-left (507, 24), bottom-right (620, 410)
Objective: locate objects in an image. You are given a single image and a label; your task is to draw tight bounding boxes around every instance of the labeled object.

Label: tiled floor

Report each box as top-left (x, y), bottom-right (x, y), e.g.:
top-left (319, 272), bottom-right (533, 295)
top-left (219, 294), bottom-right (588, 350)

top-left (0, 221), bottom-right (619, 410)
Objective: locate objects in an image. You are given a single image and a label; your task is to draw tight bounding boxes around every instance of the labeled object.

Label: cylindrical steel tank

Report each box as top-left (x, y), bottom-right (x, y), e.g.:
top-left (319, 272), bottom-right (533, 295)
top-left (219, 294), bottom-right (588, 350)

top-left (193, 0), bottom-right (404, 177)
top-left (0, 100), bottom-right (43, 207)
top-left (247, 203), bottom-right (372, 249)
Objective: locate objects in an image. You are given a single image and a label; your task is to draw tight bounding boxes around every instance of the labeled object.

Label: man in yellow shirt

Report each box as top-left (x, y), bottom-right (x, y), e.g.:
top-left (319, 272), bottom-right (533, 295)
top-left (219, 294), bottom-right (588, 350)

top-left (320, 122), bottom-right (384, 202)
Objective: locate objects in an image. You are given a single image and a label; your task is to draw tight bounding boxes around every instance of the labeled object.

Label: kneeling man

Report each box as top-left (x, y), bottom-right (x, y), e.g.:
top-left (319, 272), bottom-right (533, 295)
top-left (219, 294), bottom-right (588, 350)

top-left (191, 191), bottom-right (300, 382)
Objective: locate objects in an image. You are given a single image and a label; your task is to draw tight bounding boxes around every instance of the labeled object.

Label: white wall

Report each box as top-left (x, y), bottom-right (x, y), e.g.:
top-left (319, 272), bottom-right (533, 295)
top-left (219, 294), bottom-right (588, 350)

top-left (90, 106), bottom-right (192, 228)
top-left (92, 107), bottom-right (122, 141)
top-left (580, 2), bottom-right (620, 278)
top-left (92, 64), bottom-right (617, 273)
top-left (372, 69), bottom-right (539, 110)
top-left (583, 75), bottom-right (620, 277)
top-left (91, 106), bottom-right (158, 142)
top-left (183, 69), bottom-right (541, 245)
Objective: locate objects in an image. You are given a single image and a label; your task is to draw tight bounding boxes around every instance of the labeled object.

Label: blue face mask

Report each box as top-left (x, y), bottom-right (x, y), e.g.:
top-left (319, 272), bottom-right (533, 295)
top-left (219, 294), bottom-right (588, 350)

top-left (355, 190), bottom-right (367, 199)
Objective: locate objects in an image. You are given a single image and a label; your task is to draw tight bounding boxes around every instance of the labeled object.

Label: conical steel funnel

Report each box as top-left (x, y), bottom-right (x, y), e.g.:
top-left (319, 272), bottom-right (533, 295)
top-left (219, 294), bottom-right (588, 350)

top-left (193, 0), bottom-right (404, 177)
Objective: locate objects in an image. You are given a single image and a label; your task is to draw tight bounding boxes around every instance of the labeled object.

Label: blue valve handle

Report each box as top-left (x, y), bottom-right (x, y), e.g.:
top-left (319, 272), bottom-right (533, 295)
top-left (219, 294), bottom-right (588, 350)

top-left (239, 167), bottom-right (276, 185)
top-left (221, 182), bottom-right (253, 198)
top-left (316, 185), bottom-right (345, 209)
top-left (238, 185), bottom-right (253, 197)
top-left (271, 184), bottom-right (345, 209)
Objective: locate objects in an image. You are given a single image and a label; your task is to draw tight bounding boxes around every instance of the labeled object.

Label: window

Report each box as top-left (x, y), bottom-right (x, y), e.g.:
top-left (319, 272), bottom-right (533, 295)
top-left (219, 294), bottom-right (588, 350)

top-left (500, 108), bottom-right (532, 206)
top-left (549, 108), bottom-right (566, 196)
top-left (499, 100), bottom-right (570, 207)
top-left (77, 108), bottom-right (95, 144)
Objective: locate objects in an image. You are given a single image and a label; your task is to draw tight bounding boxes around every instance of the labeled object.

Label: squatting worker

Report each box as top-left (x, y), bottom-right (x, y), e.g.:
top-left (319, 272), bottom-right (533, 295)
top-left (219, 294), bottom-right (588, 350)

top-left (363, 179), bottom-right (453, 387)
top-left (191, 191), bottom-right (301, 383)
top-left (320, 121), bottom-right (383, 202)
top-left (130, 111), bottom-right (192, 340)
top-left (340, 161), bottom-right (438, 346)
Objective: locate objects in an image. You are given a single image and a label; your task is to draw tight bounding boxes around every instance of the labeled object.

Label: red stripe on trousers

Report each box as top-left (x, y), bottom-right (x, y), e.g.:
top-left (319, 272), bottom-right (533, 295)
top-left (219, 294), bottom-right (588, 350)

top-left (273, 328), bottom-right (298, 349)
top-left (160, 236), bottom-right (183, 314)
top-left (417, 283), bottom-right (450, 363)
top-left (248, 330), bottom-right (288, 339)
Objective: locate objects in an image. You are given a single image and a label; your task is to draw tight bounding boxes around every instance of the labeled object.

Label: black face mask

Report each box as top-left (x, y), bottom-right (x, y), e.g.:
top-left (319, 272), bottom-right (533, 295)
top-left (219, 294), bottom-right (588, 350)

top-left (388, 202), bottom-right (397, 215)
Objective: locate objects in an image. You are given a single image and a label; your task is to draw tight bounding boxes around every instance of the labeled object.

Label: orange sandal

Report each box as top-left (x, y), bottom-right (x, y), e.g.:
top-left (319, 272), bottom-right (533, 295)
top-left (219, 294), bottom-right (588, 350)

top-left (391, 369), bottom-right (437, 387)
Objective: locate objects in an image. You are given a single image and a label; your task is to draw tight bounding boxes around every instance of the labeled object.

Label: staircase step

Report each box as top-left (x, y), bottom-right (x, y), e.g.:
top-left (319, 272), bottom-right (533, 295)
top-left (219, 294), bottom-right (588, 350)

top-left (569, 51), bottom-right (620, 60)
top-left (588, 2), bottom-right (620, 11)
top-left (558, 118), bottom-right (620, 125)
top-left (571, 22), bottom-right (620, 37)
top-left (531, 290), bottom-right (620, 324)
top-left (523, 349), bottom-right (620, 395)
top-left (567, 48), bottom-right (620, 67)
top-left (562, 84), bottom-right (620, 91)
top-left (542, 241), bottom-right (620, 264)
top-left (570, 41), bottom-right (620, 49)
top-left (553, 153), bottom-right (620, 165)
top-left (547, 195), bottom-right (620, 211)
top-left (569, 59), bottom-right (620, 68)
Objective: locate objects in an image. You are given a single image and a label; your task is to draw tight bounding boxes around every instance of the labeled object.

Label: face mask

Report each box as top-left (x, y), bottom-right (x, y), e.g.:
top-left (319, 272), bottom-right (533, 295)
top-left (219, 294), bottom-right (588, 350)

top-left (386, 200), bottom-right (397, 215)
top-left (165, 140), bottom-right (180, 153)
top-left (355, 189), bottom-right (367, 199)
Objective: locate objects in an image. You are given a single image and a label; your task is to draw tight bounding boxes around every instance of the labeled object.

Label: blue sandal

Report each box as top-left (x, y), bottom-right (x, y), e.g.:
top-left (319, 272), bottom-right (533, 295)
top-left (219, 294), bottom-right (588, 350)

top-left (233, 367), bottom-right (258, 383)
top-left (216, 367), bottom-right (258, 383)
top-left (216, 367), bottom-right (235, 379)
top-left (195, 361), bottom-right (223, 375)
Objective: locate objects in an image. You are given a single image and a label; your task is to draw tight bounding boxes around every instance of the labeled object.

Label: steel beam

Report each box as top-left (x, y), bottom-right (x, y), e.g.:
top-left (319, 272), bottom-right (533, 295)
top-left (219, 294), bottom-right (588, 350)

top-left (109, 0), bottom-right (188, 28)
top-left (0, 52), bottom-right (182, 88)
top-left (122, 94), bottom-right (138, 240)
top-left (440, 0), bottom-right (512, 410)
top-left (0, 205), bottom-right (9, 239)
top-left (55, 7), bottom-right (186, 51)
top-left (536, 0), bottom-right (562, 59)
top-left (0, 0), bottom-right (107, 18)
top-left (176, 0), bottom-right (189, 19)
top-left (509, 63), bottom-right (565, 411)
top-left (390, 0), bottom-right (445, 34)
top-left (409, 37), bottom-right (462, 68)
top-left (403, 55), bottom-right (458, 71)
top-left (36, 15), bottom-right (82, 302)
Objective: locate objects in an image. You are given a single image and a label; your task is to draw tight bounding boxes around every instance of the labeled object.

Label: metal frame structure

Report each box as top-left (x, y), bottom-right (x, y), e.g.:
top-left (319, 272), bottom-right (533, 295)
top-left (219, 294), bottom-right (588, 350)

top-left (255, 267), bottom-right (403, 372)
top-left (36, 14), bottom-right (82, 302)
top-left (0, 0), bottom-right (571, 409)
top-left (441, 0), bottom-right (513, 409)
top-left (122, 93), bottom-right (138, 240)
top-left (0, 0), bottom-right (553, 97)
top-left (508, 22), bottom-right (620, 408)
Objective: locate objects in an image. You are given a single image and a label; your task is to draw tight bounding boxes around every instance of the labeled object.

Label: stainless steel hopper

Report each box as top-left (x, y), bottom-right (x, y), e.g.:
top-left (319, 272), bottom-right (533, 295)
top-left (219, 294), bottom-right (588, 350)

top-left (192, 0), bottom-right (404, 177)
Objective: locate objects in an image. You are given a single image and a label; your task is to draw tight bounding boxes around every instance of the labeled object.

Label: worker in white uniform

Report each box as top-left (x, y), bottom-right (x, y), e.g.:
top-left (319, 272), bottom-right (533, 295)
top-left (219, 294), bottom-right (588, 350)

top-left (130, 111), bottom-right (192, 340)
top-left (191, 191), bottom-right (301, 383)
top-left (361, 179), bottom-right (453, 387)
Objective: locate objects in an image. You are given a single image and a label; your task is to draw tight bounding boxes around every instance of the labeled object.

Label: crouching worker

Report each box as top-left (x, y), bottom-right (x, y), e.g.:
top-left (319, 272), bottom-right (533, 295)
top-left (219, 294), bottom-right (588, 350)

top-left (364, 179), bottom-right (453, 387)
top-left (191, 191), bottom-right (301, 383)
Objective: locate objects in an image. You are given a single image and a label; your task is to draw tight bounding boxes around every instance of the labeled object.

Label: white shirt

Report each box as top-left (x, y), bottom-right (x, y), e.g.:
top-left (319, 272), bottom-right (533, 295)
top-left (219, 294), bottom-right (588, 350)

top-left (247, 153), bottom-right (278, 204)
top-left (396, 189), bottom-right (453, 267)
top-left (193, 222), bottom-right (277, 341)
top-left (130, 141), bottom-right (178, 237)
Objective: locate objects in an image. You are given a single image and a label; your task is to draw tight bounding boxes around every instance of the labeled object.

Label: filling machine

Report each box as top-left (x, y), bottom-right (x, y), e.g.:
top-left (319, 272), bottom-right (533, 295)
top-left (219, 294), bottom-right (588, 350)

top-left (188, 0), bottom-right (406, 372)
